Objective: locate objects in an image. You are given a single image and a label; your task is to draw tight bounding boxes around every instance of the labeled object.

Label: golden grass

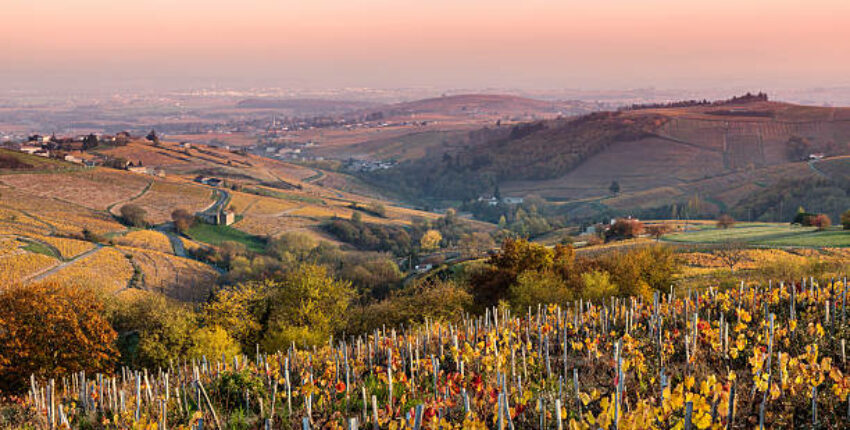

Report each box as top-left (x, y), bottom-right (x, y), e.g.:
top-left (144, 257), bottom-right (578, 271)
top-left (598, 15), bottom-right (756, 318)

top-left (41, 247), bottom-right (133, 294)
top-left (114, 230), bottom-right (174, 254)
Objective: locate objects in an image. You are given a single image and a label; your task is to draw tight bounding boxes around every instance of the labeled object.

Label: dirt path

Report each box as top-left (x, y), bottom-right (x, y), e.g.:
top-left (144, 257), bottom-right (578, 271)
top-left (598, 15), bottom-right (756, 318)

top-left (24, 245), bottom-right (102, 283)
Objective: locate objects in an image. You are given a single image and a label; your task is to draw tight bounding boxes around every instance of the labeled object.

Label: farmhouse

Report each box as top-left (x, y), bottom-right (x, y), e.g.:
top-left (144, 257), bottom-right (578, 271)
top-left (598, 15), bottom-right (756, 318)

top-left (197, 210), bottom-right (235, 226)
top-left (194, 176), bottom-right (224, 187)
top-left (128, 166), bottom-right (166, 177)
top-left (63, 154), bottom-right (83, 164)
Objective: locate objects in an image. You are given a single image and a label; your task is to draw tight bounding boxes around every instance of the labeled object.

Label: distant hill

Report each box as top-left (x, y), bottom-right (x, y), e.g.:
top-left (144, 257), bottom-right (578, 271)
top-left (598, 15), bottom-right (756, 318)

top-left (362, 96), bottom-right (850, 221)
top-left (374, 94), bottom-right (571, 116)
top-left (235, 98), bottom-right (380, 115)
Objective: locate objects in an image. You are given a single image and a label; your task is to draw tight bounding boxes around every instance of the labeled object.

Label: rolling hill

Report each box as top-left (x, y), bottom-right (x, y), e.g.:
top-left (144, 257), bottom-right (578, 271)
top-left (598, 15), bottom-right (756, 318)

top-left (360, 95), bottom-right (850, 220)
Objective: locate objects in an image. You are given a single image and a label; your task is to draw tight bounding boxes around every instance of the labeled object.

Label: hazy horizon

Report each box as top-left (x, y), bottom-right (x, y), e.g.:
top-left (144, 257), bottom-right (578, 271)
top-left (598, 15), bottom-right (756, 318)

top-left (3, 0), bottom-right (850, 93)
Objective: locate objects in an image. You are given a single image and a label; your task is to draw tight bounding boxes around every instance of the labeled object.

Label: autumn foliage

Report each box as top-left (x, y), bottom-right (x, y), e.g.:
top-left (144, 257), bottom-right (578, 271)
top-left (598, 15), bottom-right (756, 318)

top-left (0, 282), bottom-right (117, 393)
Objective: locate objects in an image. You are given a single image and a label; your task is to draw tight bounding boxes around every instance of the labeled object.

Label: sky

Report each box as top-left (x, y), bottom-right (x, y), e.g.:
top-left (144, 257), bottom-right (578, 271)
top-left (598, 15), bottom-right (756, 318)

top-left (2, 0), bottom-right (850, 92)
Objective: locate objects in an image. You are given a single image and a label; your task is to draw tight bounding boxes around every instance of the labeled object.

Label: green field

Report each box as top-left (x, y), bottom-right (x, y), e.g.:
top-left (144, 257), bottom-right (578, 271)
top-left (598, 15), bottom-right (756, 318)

top-left (663, 223), bottom-right (850, 247)
top-left (186, 223), bottom-right (266, 253)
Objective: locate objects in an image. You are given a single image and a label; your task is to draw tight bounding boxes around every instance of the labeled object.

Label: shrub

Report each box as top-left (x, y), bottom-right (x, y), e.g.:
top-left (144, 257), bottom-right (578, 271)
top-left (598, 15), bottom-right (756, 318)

top-left (171, 208), bottom-right (195, 234)
top-left (120, 204), bottom-right (148, 228)
top-left (716, 214), bottom-right (736, 229)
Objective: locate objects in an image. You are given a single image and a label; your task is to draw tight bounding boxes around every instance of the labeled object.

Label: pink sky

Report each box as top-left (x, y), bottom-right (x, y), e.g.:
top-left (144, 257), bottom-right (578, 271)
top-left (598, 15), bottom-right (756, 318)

top-left (2, 0), bottom-right (850, 90)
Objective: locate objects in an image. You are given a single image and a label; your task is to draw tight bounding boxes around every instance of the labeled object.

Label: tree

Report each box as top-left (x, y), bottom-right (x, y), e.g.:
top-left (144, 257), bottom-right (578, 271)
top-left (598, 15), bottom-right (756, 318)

top-left (716, 214), bottom-right (736, 229)
top-left (508, 270), bottom-right (573, 312)
top-left (469, 238), bottom-right (564, 309)
top-left (581, 270), bottom-right (618, 301)
top-left (842, 210), bottom-right (850, 230)
top-left (458, 232), bottom-right (496, 258)
top-left (645, 224), bottom-right (671, 241)
top-left (810, 213), bottom-right (831, 230)
top-left (262, 264), bottom-right (354, 350)
top-left (607, 218), bottom-right (644, 240)
top-left (366, 202), bottom-right (387, 218)
top-left (111, 294), bottom-right (197, 369)
top-left (786, 135), bottom-right (812, 160)
top-left (266, 231), bottom-right (318, 263)
top-left (609, 180), bottom-right (620, 194)
top-left (171, 208), bottom-right (195, 234)
top-left (146, 129), bottom-right (160, 145)
top-left (715, 241), bottom-right (748, 273)
top-left (0, 282), bottom-right (117, 393)
top-left (420, 229), bottom-right (443, 251)
top-left (120, 204), bottom-right (148, 227)
top-left (203, 281), bottom-right (270, 349)
top-left (186, 326), bottom-right (241, 361)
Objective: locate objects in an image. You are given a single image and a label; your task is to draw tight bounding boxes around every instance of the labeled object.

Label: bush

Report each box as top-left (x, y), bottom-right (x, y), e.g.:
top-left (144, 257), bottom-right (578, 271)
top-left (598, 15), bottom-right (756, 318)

top-left (716, 214), bottom-right (735, 229)
top-left (171, 208), bottom-right (195, 234)
top-left (120, 204), bottom-right (148, 228)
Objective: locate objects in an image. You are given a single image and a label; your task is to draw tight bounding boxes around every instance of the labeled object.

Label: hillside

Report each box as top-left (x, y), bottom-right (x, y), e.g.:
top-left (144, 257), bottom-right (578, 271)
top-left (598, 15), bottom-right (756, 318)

top-left (362, 96), bottom-right (850, 220)
top-left (0, 140), bottom-right (458, 301)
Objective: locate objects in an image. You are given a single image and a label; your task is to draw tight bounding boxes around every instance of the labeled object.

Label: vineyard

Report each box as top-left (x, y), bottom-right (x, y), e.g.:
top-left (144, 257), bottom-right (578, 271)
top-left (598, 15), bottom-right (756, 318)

top-left (118, 246), bottom-right (219, 301)
top-left (122, 181), bottom-right (214, 224)
top-left (40, 247), bottom-right (134, 295)
top-left (116, 230), bottom-right (176, 254)
top-left (21, 278), bottom-right (850, 429)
